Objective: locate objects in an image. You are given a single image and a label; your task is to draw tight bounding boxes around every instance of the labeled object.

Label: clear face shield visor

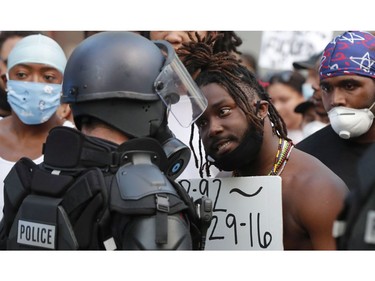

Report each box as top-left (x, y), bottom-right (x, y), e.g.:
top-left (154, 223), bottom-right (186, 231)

top-left (154, 41), bottom-right (207, 128)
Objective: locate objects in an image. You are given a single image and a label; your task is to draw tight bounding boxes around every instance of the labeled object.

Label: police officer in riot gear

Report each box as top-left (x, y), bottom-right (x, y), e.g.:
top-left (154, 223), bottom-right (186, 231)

top-left (62, 31), bottom-right (205, 179)
top-left (0, 31), bottom-right (211, 250)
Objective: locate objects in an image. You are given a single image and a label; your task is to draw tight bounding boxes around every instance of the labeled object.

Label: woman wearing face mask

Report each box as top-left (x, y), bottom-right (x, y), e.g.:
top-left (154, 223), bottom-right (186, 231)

top-left (0, 34), bottom-right (68, 219)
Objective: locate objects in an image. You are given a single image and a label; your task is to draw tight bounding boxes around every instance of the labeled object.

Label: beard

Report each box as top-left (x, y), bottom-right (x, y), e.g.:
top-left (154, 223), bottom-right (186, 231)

top-left (207, 125), bottom-right (263, 171)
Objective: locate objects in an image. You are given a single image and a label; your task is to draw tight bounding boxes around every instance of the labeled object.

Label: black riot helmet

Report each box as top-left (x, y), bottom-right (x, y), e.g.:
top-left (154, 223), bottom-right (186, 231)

top-left (62, 31), bottom-right (207, 138)
top-left (62, 31), bottom-right (207, 179)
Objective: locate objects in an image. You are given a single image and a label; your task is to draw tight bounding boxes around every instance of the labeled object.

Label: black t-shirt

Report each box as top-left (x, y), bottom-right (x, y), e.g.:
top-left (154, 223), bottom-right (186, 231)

top-left (296, 125), bottom-right (375, 191)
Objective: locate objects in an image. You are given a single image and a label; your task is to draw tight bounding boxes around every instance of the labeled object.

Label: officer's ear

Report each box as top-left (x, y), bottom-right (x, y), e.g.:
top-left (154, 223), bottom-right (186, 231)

top-left (254, 100), bottom-right (269, 120)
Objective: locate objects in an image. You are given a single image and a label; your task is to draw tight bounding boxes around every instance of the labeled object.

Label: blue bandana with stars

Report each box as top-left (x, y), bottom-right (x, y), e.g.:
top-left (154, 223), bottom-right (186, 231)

top-left (319, 31), bottom-right (375, 80)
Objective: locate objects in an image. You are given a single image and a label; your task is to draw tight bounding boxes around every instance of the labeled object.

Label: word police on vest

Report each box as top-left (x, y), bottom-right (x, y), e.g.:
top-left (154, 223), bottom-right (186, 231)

top-left (17, 220), bottom-right (56, 249)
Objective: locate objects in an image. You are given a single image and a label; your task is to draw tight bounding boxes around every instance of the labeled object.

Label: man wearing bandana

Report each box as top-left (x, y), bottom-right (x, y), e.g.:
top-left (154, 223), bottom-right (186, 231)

top-left (296, 31), bottom-right (375, 193)
top-left (0, 34), bottom-right (68, 219)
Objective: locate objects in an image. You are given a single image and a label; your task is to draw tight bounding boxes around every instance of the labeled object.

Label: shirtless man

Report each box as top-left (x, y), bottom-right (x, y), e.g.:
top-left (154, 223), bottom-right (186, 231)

top-left (178, 36), bottom-right (349, 250)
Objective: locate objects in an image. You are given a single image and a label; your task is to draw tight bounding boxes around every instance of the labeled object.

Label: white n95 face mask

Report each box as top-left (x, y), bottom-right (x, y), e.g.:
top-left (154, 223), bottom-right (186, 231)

top-left (328, 103), bottom-right (375, 139)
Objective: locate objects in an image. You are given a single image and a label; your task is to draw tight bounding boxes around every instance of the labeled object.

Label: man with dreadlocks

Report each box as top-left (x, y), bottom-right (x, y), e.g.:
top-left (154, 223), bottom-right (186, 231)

top-left (177, 35), bottom-right (349, 250)
top-left (139, 31), bottom-right (243, 179)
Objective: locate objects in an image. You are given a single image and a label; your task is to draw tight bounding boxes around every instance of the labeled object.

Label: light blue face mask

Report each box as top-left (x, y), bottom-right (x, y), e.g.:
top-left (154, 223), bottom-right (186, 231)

top-left (302, 83), bottom-right (314, 99)
top-left (7, 80), bottom-right (61, 125)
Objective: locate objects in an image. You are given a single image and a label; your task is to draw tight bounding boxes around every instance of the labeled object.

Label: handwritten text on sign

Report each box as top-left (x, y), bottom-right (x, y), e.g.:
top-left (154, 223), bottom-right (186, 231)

top-left (179, 176), bottom-right (283, 250)
top-left (258, 31), bottom-right (333, 70)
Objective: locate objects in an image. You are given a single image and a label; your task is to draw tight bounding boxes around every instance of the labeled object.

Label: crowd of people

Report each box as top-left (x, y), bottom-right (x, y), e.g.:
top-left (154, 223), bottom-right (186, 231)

top-left (0, 30), bottom-right (374, 250)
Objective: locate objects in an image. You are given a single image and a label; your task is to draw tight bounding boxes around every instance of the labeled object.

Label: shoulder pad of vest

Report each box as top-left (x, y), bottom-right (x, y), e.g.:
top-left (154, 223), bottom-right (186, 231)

top-left (43, 126), bottom-right (119, 172)
top-left (115, 163), bottom-right (177, 200)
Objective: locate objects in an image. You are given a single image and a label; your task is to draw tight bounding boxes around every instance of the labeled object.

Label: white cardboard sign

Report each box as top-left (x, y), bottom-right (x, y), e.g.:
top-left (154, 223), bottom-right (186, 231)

top-left (258, 31), bottom-right (333, 70)
top-left (178, 176), bottom-right (283, 250)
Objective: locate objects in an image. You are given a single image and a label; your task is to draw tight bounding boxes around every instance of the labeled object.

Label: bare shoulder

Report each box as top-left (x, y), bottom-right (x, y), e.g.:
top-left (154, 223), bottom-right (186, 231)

top-left (282, 147), bottom-right (348, 214)
top-left (281, 147), bottom-right (348, 249)
top-left (285, 147), bottom-right (348, 193)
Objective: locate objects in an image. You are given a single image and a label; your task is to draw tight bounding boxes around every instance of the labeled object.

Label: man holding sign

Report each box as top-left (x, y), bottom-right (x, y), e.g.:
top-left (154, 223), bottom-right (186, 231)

top-left (178, 35), bottom-right (348, 250)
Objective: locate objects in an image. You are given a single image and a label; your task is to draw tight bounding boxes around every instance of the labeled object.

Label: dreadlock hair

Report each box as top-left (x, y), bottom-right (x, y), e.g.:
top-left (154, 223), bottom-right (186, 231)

top-left (178, 34), bottom-right (290, 177)
top-left (139, 31), bottom-right (242, 55)
top-left (213, 31), bottom-right (242, 55)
